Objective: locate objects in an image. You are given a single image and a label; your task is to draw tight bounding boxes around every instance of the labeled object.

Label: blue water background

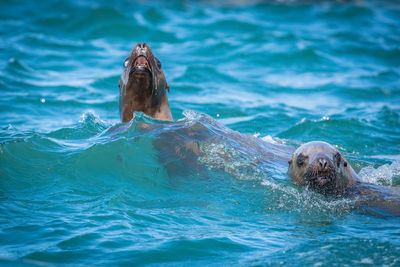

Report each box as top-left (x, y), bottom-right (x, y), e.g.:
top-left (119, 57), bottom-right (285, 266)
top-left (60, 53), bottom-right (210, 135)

top-left (1, 0), bottom-right (400, 265)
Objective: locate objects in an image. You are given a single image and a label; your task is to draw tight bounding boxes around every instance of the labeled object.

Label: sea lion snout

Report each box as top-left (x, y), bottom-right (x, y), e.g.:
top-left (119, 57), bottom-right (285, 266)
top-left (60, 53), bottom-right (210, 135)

top-left (306, 155), bottom-right (336, 189)
top-left (318, 157), bottom-right (329, 171)
top-left (129, 44), bottom-right (153, 76)
top-left (135, 42), bottom-right (149, 56)
top-left (313, 154), bottom-right (333, 172)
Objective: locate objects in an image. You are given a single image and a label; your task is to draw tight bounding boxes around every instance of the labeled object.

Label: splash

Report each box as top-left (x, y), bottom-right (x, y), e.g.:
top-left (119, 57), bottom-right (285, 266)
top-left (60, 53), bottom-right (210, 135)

top-left (199, 142), bottom-right (264, 181)
top-left (358, 161), bottom-right (400, 186)
top-left (260, 178), bottom-right (356, 216)
top-left (261, 135), bottom-right (285, 145)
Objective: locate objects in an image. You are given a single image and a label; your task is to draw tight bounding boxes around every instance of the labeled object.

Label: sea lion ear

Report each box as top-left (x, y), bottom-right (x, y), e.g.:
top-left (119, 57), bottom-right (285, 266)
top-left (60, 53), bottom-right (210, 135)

top-left (288, 159), bottom-right (292, 164)
top-left (166, 82), bottom-right (170, 93)
top-left (296, 153), bottom-right (308, 167)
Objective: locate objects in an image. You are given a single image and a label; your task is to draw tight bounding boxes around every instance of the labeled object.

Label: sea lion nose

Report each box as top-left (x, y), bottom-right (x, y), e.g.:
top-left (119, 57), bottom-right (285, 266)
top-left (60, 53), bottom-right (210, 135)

top-left (318, 157), bottom-right (329, 171)
top-left (136, 43), bottom-right (148, 55)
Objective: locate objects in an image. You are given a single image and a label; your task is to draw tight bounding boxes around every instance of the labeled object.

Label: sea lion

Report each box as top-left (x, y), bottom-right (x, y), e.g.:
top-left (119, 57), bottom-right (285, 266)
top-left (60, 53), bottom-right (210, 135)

top-left (287, 141), bottom-right (359, 196)
top-left (119, 42), bottom-right (173, 122)
top-left (287, 141), bottom-right (400, 217)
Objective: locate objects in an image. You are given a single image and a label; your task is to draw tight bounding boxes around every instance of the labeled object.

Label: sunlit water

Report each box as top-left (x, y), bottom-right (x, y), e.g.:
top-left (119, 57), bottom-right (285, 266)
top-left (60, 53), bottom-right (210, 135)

top-left (1, 0), bottom-right (400, 265)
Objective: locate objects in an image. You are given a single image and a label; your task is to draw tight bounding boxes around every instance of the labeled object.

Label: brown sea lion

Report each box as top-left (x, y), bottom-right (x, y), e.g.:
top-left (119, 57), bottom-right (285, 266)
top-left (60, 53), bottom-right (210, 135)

top-left (119, 42), bottom-right (173, 122)
top-left (287, 141), bottom-right (400, 217)
top-left (287, 141), bottom-right (359, 196)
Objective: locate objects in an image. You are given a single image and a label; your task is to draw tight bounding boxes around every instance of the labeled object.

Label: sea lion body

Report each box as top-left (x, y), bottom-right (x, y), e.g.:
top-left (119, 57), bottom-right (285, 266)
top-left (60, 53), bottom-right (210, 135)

top-left (119, 42), bottom-right (172, 122)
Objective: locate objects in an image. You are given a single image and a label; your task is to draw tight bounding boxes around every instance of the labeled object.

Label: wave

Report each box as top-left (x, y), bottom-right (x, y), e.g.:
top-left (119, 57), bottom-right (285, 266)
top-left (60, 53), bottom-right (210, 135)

top-left (4, 110), bottom-right (394, 220)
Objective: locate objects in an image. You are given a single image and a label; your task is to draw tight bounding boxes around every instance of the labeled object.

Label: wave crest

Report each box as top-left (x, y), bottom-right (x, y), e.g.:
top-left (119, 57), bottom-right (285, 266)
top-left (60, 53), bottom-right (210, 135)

top-left (359, 161), bottom-right (400, 186)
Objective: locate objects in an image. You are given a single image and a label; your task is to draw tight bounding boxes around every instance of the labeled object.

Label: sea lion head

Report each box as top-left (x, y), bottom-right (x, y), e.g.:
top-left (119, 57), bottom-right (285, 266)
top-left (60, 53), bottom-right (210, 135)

top-left (119, 42), bottom-right (170, 122)
top-left (287, 141), bottom-right (357, 195)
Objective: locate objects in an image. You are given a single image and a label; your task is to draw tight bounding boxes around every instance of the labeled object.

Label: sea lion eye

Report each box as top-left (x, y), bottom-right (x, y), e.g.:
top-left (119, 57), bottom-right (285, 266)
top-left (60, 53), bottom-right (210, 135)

top-left (123, 58), bottom-right (129, 68)
top-left (296, 153), bottom-right (308, 167)
top-left (334, 152), bottom-right (341, 167)
top-left (155, 57), bottom-right (161, 69)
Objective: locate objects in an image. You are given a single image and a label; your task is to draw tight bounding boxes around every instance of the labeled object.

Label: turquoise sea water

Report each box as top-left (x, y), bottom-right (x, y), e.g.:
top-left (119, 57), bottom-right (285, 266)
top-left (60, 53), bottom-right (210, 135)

top-left (1, 0), bottom-right (400, 265)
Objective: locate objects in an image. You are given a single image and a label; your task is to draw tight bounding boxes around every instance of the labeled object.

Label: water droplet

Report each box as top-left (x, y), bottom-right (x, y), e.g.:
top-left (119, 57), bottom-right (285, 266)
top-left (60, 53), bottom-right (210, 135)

top-left (41, 98), bottom-right (46, 103)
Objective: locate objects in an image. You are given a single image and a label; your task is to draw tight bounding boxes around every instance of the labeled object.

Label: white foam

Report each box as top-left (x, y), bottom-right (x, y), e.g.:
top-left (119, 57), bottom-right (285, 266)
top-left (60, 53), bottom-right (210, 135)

top-left (358, 161), bottom-right (400, 186)
top-left (360, 258), bottom-right (374, 264)
top-left (79, 110), bottom-right (101, 124)
top-left (261, 135), bottom-right (279, 144)
top-left (260, 135), bottom-right (286, 145)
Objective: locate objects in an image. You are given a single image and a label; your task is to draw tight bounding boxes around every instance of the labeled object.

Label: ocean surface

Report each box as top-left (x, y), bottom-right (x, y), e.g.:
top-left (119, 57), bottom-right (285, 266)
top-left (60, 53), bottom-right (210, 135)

top-left (1, 0), bottom-right (400, 265)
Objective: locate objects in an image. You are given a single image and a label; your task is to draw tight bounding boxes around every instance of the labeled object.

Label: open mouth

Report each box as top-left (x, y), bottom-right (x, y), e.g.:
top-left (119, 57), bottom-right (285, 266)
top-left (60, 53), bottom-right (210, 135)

top-left (130, 56), bottom-right (151, 74)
